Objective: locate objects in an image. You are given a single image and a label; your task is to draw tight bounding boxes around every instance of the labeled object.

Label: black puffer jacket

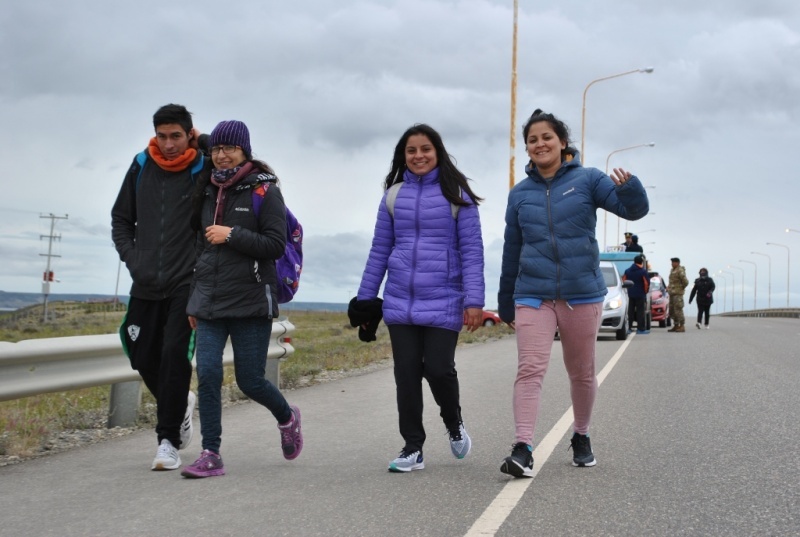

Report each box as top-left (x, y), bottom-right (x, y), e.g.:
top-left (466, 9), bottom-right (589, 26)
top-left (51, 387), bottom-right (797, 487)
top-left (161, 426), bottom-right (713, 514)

top-left (187, 171), bottom-right (286, 320)
top-left (111, 150), bottom-right (209, 300)
top-left (689, 276), bottom-right (715, 306)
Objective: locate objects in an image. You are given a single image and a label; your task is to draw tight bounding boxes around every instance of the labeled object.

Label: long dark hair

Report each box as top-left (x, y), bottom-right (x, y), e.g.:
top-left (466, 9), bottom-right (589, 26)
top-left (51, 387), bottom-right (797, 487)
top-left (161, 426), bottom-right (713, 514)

top-left (190, 158), bottom-right (278, 231)
top-left (384, 124), bottom-right (482, 206)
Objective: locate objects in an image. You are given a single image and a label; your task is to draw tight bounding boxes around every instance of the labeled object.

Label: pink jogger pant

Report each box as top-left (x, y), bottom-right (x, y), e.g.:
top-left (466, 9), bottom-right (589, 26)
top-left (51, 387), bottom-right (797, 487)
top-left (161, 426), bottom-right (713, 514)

top-left (513, 301), bottom-right (602, 445)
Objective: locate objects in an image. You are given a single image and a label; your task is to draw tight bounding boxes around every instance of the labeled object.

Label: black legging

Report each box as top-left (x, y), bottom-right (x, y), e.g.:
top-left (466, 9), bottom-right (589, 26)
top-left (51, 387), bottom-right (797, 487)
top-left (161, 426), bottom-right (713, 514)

top-left (387, 324), bottom-right (462, 453)
top-left (696, 304), bottom-right (711, 325)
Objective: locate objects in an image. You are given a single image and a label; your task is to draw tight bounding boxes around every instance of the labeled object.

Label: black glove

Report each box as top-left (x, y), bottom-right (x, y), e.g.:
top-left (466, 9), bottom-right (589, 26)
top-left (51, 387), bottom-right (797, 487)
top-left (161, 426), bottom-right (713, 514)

top-left (347, 297), bottom-right (384, 342)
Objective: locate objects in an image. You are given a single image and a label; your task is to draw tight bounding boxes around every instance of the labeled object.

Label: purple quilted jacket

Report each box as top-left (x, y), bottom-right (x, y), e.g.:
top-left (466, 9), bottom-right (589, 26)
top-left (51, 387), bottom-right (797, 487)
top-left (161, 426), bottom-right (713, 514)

top-left (357, 168), bottom-right (485, 332)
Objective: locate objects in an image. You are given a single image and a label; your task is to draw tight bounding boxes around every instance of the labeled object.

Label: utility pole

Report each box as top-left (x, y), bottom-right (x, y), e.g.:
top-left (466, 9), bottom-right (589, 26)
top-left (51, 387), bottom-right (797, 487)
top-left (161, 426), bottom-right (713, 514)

top-left (40, 213), bottom-right (68, 322)
top-left (508, 0), bottom-right (518, 190)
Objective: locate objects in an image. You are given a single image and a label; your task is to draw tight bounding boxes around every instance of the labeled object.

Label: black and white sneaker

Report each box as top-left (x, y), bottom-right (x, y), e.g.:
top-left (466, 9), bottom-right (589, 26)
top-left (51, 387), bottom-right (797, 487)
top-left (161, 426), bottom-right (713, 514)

top-left (570, 432), bottom-right (596, 467)
top-left (388, 449), bottom-right (424, 472)
top-left (179, 391), bottom-right (196, 450)
top-left (500, 442), bottom-right (534, 478)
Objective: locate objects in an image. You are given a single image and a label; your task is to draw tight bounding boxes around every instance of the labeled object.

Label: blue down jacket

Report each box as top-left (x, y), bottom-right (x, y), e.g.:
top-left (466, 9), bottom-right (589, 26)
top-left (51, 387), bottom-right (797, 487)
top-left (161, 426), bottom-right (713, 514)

top-left (498, 157), bottom-right (649, 323)
top-left (357, 167), bottom-right (485, 332)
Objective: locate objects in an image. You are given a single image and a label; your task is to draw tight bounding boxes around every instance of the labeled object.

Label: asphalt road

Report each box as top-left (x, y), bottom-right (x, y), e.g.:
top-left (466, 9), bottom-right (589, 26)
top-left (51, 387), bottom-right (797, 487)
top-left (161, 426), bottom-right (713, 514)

top-left (1, 317), bottom-right (798, 536)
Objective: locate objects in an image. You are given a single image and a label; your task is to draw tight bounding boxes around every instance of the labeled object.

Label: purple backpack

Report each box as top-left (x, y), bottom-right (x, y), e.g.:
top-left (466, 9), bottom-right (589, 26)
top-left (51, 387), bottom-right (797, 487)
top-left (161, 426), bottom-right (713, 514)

top-left (252, 182), bottom-right (303, 304)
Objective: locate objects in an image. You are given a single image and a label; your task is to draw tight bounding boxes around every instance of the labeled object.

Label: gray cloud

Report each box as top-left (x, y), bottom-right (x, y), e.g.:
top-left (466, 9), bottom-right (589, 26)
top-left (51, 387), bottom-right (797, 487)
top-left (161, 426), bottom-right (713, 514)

top-left (1, 0), bottom-right (799, 311)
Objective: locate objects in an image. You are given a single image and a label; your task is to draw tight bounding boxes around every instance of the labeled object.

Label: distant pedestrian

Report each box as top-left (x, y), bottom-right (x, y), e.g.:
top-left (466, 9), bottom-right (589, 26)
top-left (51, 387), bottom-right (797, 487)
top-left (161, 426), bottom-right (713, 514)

top-left (625, 234), bottom-right (644, 253)
top-left (667, 257), bottom-right (689, 332)
top-left (622, 232), bottom-right (634, 251)
top-left (351, 123), bottom-right (485, 473)
top-left (182, 120), bottom-right (303, 478)
top-left (689, 268), bottom-right (715, 329)
top-left (498, 109), bottom-right (649, 478)
top-left (112, 103), bottom-right (208, 471)
top-left (623, 255), bottom-right (650, 334)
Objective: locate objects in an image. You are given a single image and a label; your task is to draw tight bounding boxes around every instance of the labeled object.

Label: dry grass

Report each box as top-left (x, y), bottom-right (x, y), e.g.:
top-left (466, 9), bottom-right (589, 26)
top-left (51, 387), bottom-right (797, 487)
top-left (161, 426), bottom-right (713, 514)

top-left (0, 304), bottom-right (513, 459)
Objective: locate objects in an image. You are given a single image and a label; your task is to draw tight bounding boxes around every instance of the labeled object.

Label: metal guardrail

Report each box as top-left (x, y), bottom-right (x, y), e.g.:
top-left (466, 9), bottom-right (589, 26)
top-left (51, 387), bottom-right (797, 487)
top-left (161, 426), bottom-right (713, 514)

top-left (717, 308), bottom-right (800, 319)
top-left (0, 319), bottom-right (295, 426)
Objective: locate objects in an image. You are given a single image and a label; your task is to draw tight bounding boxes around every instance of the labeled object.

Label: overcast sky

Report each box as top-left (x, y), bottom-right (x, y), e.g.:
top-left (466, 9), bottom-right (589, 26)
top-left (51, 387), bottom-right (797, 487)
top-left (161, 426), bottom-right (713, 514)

top-left (2, 0), bottom-right (799, 311)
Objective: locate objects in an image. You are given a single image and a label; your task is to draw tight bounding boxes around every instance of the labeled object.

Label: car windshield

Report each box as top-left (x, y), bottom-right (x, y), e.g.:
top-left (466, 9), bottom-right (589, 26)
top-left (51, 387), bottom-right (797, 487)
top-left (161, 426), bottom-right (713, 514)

top-left (601, 266), bottom-right (618, 288)
top-left (650, 278), bottom-right (664, 291)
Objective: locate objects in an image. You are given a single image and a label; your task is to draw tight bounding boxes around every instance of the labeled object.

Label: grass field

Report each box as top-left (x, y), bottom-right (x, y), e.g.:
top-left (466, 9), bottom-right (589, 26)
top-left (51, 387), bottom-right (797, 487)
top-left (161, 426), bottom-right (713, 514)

top-left (0, 302), bottom-right (512, 459)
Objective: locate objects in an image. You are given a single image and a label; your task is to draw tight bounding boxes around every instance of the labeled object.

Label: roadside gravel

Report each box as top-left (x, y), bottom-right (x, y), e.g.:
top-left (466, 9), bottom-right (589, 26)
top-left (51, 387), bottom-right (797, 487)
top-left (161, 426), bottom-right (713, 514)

top-left (0, 358), bottom-right (392, 467)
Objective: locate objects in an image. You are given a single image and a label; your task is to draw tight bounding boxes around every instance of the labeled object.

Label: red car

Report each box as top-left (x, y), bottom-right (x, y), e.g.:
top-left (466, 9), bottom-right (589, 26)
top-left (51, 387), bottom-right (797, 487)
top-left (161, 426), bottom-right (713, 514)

top-left (465, 310), bottom-right (502, 327)
top-left (649, 275), bottom-right (671, 327)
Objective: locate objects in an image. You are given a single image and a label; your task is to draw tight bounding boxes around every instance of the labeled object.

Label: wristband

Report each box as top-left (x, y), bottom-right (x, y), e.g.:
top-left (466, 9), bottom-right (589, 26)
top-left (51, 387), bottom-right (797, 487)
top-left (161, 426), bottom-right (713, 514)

top-left (225, 228), bottom-right (233, 243)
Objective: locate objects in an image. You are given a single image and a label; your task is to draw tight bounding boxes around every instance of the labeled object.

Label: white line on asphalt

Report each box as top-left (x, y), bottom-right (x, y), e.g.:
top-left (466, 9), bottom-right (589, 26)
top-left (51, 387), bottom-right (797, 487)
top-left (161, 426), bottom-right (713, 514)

top-left (464, 336), bottom-right (635, 536)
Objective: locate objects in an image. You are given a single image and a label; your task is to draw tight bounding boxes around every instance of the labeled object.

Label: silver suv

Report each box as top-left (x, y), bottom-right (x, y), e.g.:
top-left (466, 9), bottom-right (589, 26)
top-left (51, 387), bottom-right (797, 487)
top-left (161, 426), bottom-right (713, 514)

top-left (599, 260), bottom-right (632, 340)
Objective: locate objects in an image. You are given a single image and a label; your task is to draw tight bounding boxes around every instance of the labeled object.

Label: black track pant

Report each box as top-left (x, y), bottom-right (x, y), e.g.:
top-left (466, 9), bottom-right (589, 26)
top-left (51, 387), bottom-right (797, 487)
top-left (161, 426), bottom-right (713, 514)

top-left (387, 324), bottom-right (462, 453)
top-left (120, 286), bottom-right (194, 447)
top-left (628, 296), bottom-right (647, 330)
top-left (696, 304), bottom-right (711, 325)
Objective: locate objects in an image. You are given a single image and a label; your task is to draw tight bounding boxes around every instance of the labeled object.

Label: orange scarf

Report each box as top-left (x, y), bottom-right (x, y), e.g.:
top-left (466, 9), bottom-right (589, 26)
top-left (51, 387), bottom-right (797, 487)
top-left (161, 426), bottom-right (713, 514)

top-left (147, 137), bottom-right (198, 172)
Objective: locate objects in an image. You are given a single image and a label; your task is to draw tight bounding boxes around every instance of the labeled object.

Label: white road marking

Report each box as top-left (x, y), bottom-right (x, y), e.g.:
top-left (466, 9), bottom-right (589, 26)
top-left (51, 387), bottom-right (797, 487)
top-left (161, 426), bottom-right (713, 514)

top-left (464, 336), bottom-right (634, 536)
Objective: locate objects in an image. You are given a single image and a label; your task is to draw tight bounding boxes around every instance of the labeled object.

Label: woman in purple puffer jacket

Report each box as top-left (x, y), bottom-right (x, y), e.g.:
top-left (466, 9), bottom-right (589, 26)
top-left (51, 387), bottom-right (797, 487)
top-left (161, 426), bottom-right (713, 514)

top-left (355, 124), bottom-right (485, 473)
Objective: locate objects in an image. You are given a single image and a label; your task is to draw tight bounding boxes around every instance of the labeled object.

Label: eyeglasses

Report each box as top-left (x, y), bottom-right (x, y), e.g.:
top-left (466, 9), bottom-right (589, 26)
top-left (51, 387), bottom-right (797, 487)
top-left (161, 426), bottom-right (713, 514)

top-left (210, 145), bottom-right (239, 155)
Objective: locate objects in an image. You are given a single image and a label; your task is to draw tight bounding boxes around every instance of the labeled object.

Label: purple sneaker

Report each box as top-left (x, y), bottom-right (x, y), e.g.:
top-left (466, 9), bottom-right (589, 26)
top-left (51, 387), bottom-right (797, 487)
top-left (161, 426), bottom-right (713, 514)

top-left (278, 405), bottom-right (303, 460)
top-left (181, 450), bottom-right (226, 478)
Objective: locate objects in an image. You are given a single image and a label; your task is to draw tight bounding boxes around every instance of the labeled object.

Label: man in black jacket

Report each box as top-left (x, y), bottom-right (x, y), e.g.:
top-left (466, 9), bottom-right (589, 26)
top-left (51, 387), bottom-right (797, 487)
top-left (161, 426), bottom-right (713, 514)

top-left (623, 255), bottom-right (650, 334)
top-left (625, 233), bottom-right (644, 253)
top-left (111, 104), bottom-right (209, 471)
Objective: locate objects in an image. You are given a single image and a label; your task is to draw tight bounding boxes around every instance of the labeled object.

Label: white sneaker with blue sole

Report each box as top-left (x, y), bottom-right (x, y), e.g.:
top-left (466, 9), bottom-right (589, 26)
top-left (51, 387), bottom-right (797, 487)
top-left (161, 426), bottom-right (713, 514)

top-left (388, 450), bottom-right (424, 472)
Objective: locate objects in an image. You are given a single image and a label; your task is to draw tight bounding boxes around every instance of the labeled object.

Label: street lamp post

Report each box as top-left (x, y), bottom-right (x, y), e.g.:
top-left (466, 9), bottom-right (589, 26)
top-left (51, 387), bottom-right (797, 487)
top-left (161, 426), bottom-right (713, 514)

top-left (717, 271), bottom-right (730, 313)
top-left (724, 270), bottom-right (737, 311)
top-left (624, 189), bottom-right (656, 236)
top-left (719, 270), bottom-right (736, 313)
top-left (751, 252), bottom-right (772, 309)
top-left (766, 242), bottom-right (790, 308)
top-left (728, 265), bottom-right (745, 311)
top-left (580, 67), bottom-right (655, 165)
top-left (603, 143), bottom-right (655, 250)
top-left (738, 260), bottom-right (757, 310)
top-left (508, 0), bottom-right (519, 189)
top-left (720, 270), bottom-right (736, 311)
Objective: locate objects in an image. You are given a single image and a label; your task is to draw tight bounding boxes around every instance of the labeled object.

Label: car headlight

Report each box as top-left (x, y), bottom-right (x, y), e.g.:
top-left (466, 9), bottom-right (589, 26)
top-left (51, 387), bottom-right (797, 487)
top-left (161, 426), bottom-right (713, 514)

top-left (605, 298), bottom-right (623, 310)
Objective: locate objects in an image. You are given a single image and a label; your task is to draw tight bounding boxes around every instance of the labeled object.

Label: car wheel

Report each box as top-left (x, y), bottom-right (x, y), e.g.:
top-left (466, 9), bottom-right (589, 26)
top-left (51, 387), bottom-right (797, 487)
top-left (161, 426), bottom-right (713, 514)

top-left (646, 313), bottom-right (652, 331)
top-left (658, 319), bottom-right (666, 328)
top-left (483, 319), bottom-right (495, 326)
top-left (616, 316), bottom-right (628, 340)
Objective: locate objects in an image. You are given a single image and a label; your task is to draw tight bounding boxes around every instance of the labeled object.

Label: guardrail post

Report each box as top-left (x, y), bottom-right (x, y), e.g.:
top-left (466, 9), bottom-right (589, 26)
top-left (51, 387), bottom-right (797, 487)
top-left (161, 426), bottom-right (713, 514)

top-left (266, 357), bottom-right (281, 387)
top-left (107, 381), bottom-right (142, 428)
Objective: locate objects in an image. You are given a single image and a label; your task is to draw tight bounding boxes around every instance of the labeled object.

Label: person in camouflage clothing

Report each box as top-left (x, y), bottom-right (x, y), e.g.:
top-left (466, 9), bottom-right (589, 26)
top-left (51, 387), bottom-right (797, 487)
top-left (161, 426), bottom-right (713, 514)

top-left (667, 257), bottom-right (689, 332)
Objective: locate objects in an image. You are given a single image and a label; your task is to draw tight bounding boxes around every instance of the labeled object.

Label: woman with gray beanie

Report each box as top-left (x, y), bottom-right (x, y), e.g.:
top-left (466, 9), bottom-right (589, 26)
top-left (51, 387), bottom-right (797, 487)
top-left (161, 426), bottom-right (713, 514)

top-left (183, 120), bottom-right (303, 478)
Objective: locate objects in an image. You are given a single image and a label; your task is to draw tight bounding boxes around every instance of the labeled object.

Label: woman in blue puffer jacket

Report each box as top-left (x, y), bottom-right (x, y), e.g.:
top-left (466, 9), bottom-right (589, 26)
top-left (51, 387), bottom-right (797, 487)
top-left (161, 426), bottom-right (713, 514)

top-left (498, 109), bottom-right (649, 478)
top-left (354, 124), bottom-right (485, 473)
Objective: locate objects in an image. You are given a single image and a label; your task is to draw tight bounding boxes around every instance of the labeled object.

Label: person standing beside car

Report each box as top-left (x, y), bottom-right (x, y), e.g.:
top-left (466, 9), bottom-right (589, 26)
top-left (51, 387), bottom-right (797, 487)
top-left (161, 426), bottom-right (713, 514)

top-left (667, 257), bottom-right (689, 332)
top-left (352, 124), bottom-right (485, 473)
top-left (623, 255), bottom-right (650, 334)
top-left (689, 268), bottom-right (715, 329)
top-left (497, 109), bottom-right (649, 477)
